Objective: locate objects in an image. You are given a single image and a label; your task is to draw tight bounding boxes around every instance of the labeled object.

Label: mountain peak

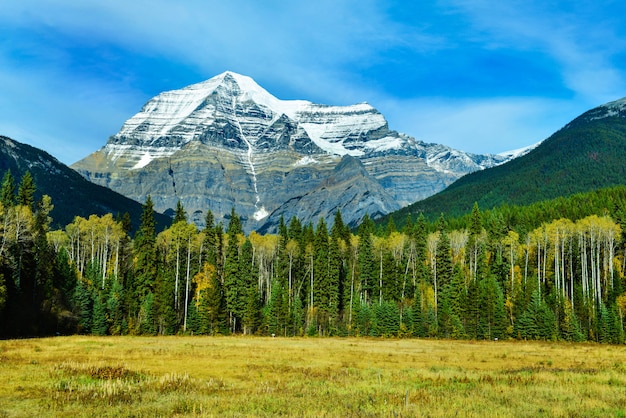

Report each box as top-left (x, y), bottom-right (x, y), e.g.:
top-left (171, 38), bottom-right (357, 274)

top-left (565, 96), bottom-right (626, 129)
top-left (198, 71), bottom-right (281, 106)
top-left (74, 71), bottom-right (518, 232)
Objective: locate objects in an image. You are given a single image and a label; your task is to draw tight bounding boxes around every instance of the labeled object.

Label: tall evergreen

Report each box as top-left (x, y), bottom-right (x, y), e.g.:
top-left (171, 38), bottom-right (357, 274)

top-left (515, 289), bottom-right (556, 340)
top-left (224, 210), bottom-right (245, 332)
top-left (133, 196), bottom-right (158, 301)
top-left (199, 263), bottom-right (227, 335)
top-left (0, 170), bottom-right (16, 207)
top-left (313, 218), bottom-right (330, 333)
top-left (435, 215), bottom-right (453, 314)
top-left (358, 215), bottom-right (375, 303)
top-left (173, 200), bottom-right (187, 224)
top-left (91, 291), bottom-right (108, 336)
top-left (330, 213), bottom-right (348, 324)
top-left (477, 275), bottom-right (507, 340)
top-left (139, 292), bottom-right (157, 335)
top-left (409, 214), bottom-right (429, 299)
top-left (17, 171), bottom-right (35, 209)
top-left (243, 266), bottom-right (262, 335)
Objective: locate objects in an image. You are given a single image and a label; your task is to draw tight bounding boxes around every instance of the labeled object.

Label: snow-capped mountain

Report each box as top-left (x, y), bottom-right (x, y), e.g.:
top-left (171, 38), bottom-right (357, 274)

top-left (72, 71), bottom-right (515, 231)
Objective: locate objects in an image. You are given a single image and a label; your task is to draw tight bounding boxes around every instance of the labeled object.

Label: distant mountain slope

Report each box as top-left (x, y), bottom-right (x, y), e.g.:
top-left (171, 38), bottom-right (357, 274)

top-left (383, 97), bottom-right (626, 224)
top-left (0, 135), bottom-right (170, 231)
top-left (72, 71), bottom-right (517, 232)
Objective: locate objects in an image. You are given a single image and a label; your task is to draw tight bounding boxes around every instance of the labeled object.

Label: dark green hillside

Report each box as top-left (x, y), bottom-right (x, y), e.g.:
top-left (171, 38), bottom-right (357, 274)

top-left (383, 100), bottom-right (626, 226)
top-left (0, 135), bottom-right (170, 232)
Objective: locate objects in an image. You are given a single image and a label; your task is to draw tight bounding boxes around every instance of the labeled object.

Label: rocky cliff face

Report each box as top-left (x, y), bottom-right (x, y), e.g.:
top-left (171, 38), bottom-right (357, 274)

top-left (72, 71), bottom-right (512, 232)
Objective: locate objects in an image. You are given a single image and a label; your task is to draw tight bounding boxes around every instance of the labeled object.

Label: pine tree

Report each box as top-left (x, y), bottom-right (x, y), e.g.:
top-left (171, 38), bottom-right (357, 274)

top-left (139, 292), bottom-right (157, 335)
top-left (409, 297), bottom-right (425, 337)
top-left (17, 171), bottom-right (35, 209)
top-left (438, 265), bottom-right (467, 338)
top-left (120, 212), bottom-right (132, 235)
top-left (91, 291), bottom-right (108, 336)
top-left (560, 298), bottom-right (585, 342)
top-left (358, 215), bottom-right (375, 303)
top-left (372, 301), bottom-right (400, 337)
top-left (354, 301), bottom-right (373, 336)
top-left (0, 170), bottom-right (16, 207)
top-left (515, 289), bottom-right (556, 340)
top-left (477, 275), bottom-right (507, 340)
top-left (73, 279), bottom-right (93, 334)
top-left (197, 262), bottom-right (226, 335)
top-left (173, 200), bottom-right (187, 224)
top-left (154, 269), bottom-right (177, 335)
top-left (186, 298), bottom-right (201, 334)
top-left (464, 276), bottom-right (481, 338)
top-left (266, 280), bottom-right (289, 336)
top-left (411, 214), bottom-right (429, 298)
top-left (243, 285), bottom-right (262, 335)
top-left (313, 218), bottom-right (331, 334)
top-left (106, 280), bottom-right (125, 335)
top-left (133, 196), bottom-right (158, 300)
top-left (224, 210), bottom-right (247, 333)
top-left (226, 207), bottom-right (243, 236)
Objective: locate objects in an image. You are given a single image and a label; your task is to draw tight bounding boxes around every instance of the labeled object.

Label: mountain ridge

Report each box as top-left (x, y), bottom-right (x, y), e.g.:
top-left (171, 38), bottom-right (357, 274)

top-left (72, 71), bottom-right (521, 232)
top-left (379, 95), bottom-right (626, 226)
top-left (0, 135), bottom-right (171, 232)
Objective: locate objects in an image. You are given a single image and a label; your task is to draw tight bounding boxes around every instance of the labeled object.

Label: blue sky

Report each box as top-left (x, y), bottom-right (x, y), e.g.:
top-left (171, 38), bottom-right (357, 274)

top-left (1, 0), bottom-right (625, 164)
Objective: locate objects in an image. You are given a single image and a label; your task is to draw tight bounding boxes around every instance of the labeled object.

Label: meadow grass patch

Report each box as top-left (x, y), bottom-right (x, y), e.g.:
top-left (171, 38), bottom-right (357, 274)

top-left (0, 336), bottom-right (625, 416)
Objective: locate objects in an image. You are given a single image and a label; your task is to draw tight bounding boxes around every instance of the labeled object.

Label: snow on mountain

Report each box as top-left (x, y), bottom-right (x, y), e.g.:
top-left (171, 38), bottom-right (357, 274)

top-left (73, 71), bottom-right (527, 231)
top-left (563, 96), bottom-right (626, 129)
top-left (497, 141), bottom-right (542, 160)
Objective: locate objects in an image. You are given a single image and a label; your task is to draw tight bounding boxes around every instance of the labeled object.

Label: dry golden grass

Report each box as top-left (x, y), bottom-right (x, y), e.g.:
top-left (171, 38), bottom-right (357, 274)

top-left (0, 336), bottom-right (625, 417)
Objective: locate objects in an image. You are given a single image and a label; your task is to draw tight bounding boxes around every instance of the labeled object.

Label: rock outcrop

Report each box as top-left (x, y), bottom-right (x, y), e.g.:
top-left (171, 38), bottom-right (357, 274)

top-left (72, 71), bottom-right (513, 232)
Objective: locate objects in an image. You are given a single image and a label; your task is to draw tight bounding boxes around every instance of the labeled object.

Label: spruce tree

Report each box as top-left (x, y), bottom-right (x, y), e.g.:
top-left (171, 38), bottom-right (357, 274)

top-left (224, 210), bottom-right (247, 332)
top-left (133, 196), bottom-right (158, 299)
top-left (106, 280), bottom-right (125, 335)
top-left (16, 171), bottom-right (35, 209)
top-left (412, 214), bottom-right (429, 298)
top-left (154, 269), bottom-right (177, 334)
top-left (313, 218), bottom-right (331, 333)
top-left (327, 227), bottom-right (342, 333)
top-left (91, 291), bottom-right (108, 335)
top-left (243, 285), bottom-right (262, 335)
top-left (358, 215), bottom-right (375, 304)
top-left (477, 275), bottom-right (507, 340)
top-left (266, 280), bottom-right (289, 336)
top-left (173, 200), bottom-right (187, 224)
top-left (0, 170), bottom-right (16, 207)
top-left (73, 280), bottom-right (93, 334)
top-left (139, 292), bottom-right (157, 335)
top-left (515, 289), bottom-right (556, 340)
top-left (373, 301), bottom-right (400, 337)
top-left (199, 263), bottom-right (227, 335)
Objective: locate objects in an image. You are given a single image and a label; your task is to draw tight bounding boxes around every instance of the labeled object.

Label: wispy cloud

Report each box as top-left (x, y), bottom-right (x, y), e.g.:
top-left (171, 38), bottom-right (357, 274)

top-left (445, 0), bottom-right (626, 103)
top-left (0, 1), bottom-right (624, 163)
top-left (377, 96), bottom-right (581, 154)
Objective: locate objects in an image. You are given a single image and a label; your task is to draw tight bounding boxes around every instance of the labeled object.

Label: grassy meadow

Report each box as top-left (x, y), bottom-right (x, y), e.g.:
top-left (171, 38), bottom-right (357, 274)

top-left (1, 336), bottom-right (626, 417)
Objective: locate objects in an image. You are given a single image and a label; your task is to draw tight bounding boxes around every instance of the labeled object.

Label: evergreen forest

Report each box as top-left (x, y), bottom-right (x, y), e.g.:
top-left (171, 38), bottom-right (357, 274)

top-left (2, 169), bottom-right (626, 344)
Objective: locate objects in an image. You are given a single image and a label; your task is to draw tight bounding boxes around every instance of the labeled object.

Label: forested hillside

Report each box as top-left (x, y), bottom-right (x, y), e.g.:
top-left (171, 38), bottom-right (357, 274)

top-left (386, 113), bottom-right (626, 223)
top-left (0, 135), bottom-right (170, 231)
top-left (2, 173), bottom-right (626, 343)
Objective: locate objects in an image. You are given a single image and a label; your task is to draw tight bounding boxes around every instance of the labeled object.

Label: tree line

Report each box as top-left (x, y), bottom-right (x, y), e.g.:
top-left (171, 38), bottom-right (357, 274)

top-left (1, 170), bottom-right (626, 342)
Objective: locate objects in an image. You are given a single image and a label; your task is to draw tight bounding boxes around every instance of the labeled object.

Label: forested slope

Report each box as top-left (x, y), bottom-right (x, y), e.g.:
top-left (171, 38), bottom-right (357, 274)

top-left (2, 182), bottom-right (626, 343)
top-left (384, 109), bottom-right (626, 225)
top-left (0, 135), bottom-right (170, 231)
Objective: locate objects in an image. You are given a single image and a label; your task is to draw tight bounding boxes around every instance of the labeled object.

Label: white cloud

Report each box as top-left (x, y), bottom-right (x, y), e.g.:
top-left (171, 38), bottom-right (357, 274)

top-left (0, 0), bottom-right (624, 164)
top-left (445, 0), bottom-right (626, 103)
